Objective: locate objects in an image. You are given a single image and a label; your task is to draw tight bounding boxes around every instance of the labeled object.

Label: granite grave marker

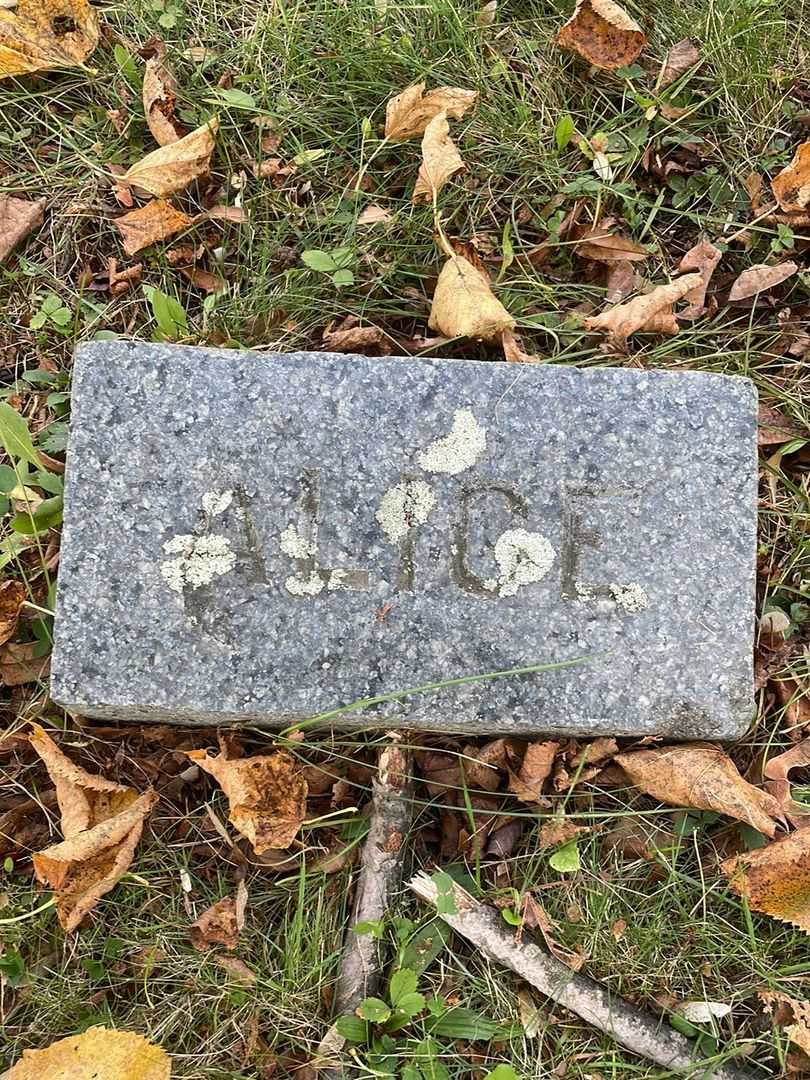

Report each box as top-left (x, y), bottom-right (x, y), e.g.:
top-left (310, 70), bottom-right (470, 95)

top-left (51, 343), bottom-right (757, 738)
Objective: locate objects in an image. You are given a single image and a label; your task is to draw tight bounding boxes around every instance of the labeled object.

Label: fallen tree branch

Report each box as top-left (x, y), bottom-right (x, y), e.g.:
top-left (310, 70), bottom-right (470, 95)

top-left (409, 871), bottom-right (757, 1080)
top-left (317, 737), bottom-right (412, 1074)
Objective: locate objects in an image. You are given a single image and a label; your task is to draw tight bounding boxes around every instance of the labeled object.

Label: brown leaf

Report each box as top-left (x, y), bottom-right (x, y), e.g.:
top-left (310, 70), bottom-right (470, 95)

top-left (7, 1026), bottom-right (170, 1080)
top-left (124, 118), bottom-right (219, 197)
top-left (461, 739), bottom-right (509, 792)
top-left (602, 818), bottom-right (674, 860)
top-left (33, 789), bottom-right (158, 931)
top-left (757, 402), bottom-right (806, 446)
top-left (536, 814), bottom-right (592, 850)
top-left (0, 195), bottom-right (45, 263)
top-left (677, 238), bottom-right (721, 319)
top-left (416, 748), bottom-right (461, 798)
top-left (616, 746), bottom-right (781, 837)
top-left (555, 0), bottom-right (646, 71)
top-left (571, 737), bottom-right (618, 769)
top-left (0, 579), bottom-right (25, 647)
top-left (658, 38), bottom-right (701, 88)
top-left (186, 748), bottom-right (307, 853)
top-left (764, 739), bottom-right (810, 825)
top-left (357, 204), bottom-right (392, 226)
top-left (0, 0), bottom-right (99, 79)
top-left (29, 723), bottom-right (135, 838)
top-left (384, 82), bottom-right (477, 141)
top-left (760, 992), bottom-right (810, 1054)
top-left (428, 253), bottom-right (515, 341)
top-left (573, 226), bottom-right (649, 263)
top-left (501, 328), bottom-right (541, 363)
top-left (604, 260), bottom-right (640, 303)
top-left (0, 640), bottom-right (49, 685)
top-left (179, 265), bottom-right (227, 294)
top-left (583, 273), bottom-right (703, 345)
top-left (412, 111), bottom-right (465, 204)
top-left (190, 892), bottom-right (243, 950)
top-left (322, 324), bottom-right (392, 355)
top-left (485, 817), bottom-right (524, 859)
top-left (522, 894), bottom-right (584, 971)
top-left (728, 261), bottom-right (798, 301)
top-left (113, 198), bottom-right (192, 256)
top-left (193, 204), bottom-right (247, 224)
top-left (772, 141), bottom-right (810, 213)
top-left (508, 741), bottom-right (559, 804)
top-left (774, 678), bottom-right (810, 734)
top-left (215, 954), bottom-right (257, 984)
top-left (143, 53), bottom-right (184, 146)
top-left (723, 828), bottom-right (810, 932)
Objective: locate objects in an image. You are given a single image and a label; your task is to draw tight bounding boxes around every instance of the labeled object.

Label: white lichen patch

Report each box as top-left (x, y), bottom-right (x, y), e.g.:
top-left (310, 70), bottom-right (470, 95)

top-left (489, 528), bottom-right (554, 597)
top-left (161, 534), bottom-right (237, 593)
top-left (285, 571), bottom-right (325, 597)
top-left (417, 408), bottom-right (487, 475)
top-left (280, 523), bottom-right (315, 560)
top-left (327, 569), bottom-right (348, 590)
top-left (376, 479), bottom-right (437, 543)
top-left (201, 489), bottom-right (233, 516)
top-left (610, 581), bottom-right (649, 613)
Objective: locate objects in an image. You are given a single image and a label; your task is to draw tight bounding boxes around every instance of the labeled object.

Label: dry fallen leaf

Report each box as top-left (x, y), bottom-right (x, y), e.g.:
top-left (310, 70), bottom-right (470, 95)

top-left (508, 741), bottom-right (558, 804)
top-left (143, 53), bottom-right (184, 146)
top-left (723, 827), bottom-right (810, 932)
top-left (555, 0), bottom-right (646, 71)
top-left (357, 204), bottom-right (392, 226)
top-left (583, 273), bottom-right (703, 345)
top-left (0, 0), bottom-right (98, 79)
top-left (728, 261), bottom-right (798, 301)
top-left (0, 195), bottom-right (45, 263)
top-left (760, 991), bottom-right (810, 1054)
top-left (536, 814), bottom-right (592, 850)
top-left (413, 111), bottom-right (465, 204)
top-left (0, 579), bottom-right (25, 647)
top-left (658, 38), bottom-right (701, 88)
top-left (322, 324), bottom-right (392, 355)
top-left (573, 225), bottom-right (648, 262)
top-left (124, 118), bottom-right (219, 197)
top-left (187, 748), bottom-right (307, 853)
top-left (522, 894), bottom-right (584, 971)
top-left (215, 954), bottom-right (257, 984)
top-left (764, 738), bottom-right (810, 825)
top-left (501, 328), bottom-right (541, 364)
top-left (677, 238), bottom-right (721, 319)
top-left (190, 888), bottom-right (246, 951)
top-left (384, 81), bottom-right (477, 141)
top-left (757, 402), bottom-right (806, 446)
top-left (29, 724), bottom-right (135, 838)
top-left (33, 789), bottom-right (158, 931)
top-left (429, 253), bottom-right (515, 341)
top-left (772, 141), bottom-right (810, 213)
top-left (616, 746), bottom-right (781, 837)
top-left (113, 199), bottom-right (192, 256)
top-left (7, 1026), bottom-right (170, 1080)
top-left (0, 640), bottom-right (49, 685)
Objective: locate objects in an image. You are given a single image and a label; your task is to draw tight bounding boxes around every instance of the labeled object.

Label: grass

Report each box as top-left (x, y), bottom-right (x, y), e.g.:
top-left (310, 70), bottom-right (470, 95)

top-left (1, 0), bottom-right (810, 1075)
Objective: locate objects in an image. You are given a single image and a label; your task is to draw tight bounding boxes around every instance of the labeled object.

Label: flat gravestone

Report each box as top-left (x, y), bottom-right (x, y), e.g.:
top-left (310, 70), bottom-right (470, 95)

top-left (51, 343), bottom-right (757, 739)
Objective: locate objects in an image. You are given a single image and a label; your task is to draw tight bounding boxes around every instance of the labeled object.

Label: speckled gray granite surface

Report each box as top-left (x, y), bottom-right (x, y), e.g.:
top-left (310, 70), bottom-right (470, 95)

top-left (50, 342), bottom-right (758, 738)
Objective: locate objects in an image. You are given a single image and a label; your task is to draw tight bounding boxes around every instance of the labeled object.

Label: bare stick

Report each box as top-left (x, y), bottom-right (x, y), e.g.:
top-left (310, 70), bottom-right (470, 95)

top-left (409, 872), bottom-right (757, 1080)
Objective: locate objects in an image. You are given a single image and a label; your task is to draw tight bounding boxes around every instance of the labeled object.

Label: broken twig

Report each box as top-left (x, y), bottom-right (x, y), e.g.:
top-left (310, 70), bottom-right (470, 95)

top-left (409, 872), bottom-right (756, 1080)
top-left (317, 738), bottom-right (412, 1074)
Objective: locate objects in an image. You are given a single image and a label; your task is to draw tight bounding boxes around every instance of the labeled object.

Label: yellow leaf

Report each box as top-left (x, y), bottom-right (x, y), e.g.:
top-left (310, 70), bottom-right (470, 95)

top-left (428, 254), bottom-right (514, 341)
top-left (384, 81), bottom-right (477, 141)
top-left (32, 789), bottom-right (158, 931)
top-left (616, 745), bottom-right (781, 837)
top-left (582, 272), bottom-right (703, 345)
top-left (114, 199), bottom-right (192, 256)
top-left (723, 828), bottom-right (810, 933)
top-left (124, 118), bottom-right (219, 197)
top-left (772, 141), bottom-right (810, 212)
top-left (186, 748), bottom-right (308, 854)
top-left (0, 0), bottom-right (98, 79)
top-left (29, 724), bottom-right (157, 931)
top-left (7, 1026), bottom-right (170, 1080)
top-left (555, 0), bottom-right (646, 71)
top-left (29, 723), bottom-right (135, 838)
top-left (412, 111), bottom-right (465, 204)
top-left (143, 53), bottom-right (184, 146)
